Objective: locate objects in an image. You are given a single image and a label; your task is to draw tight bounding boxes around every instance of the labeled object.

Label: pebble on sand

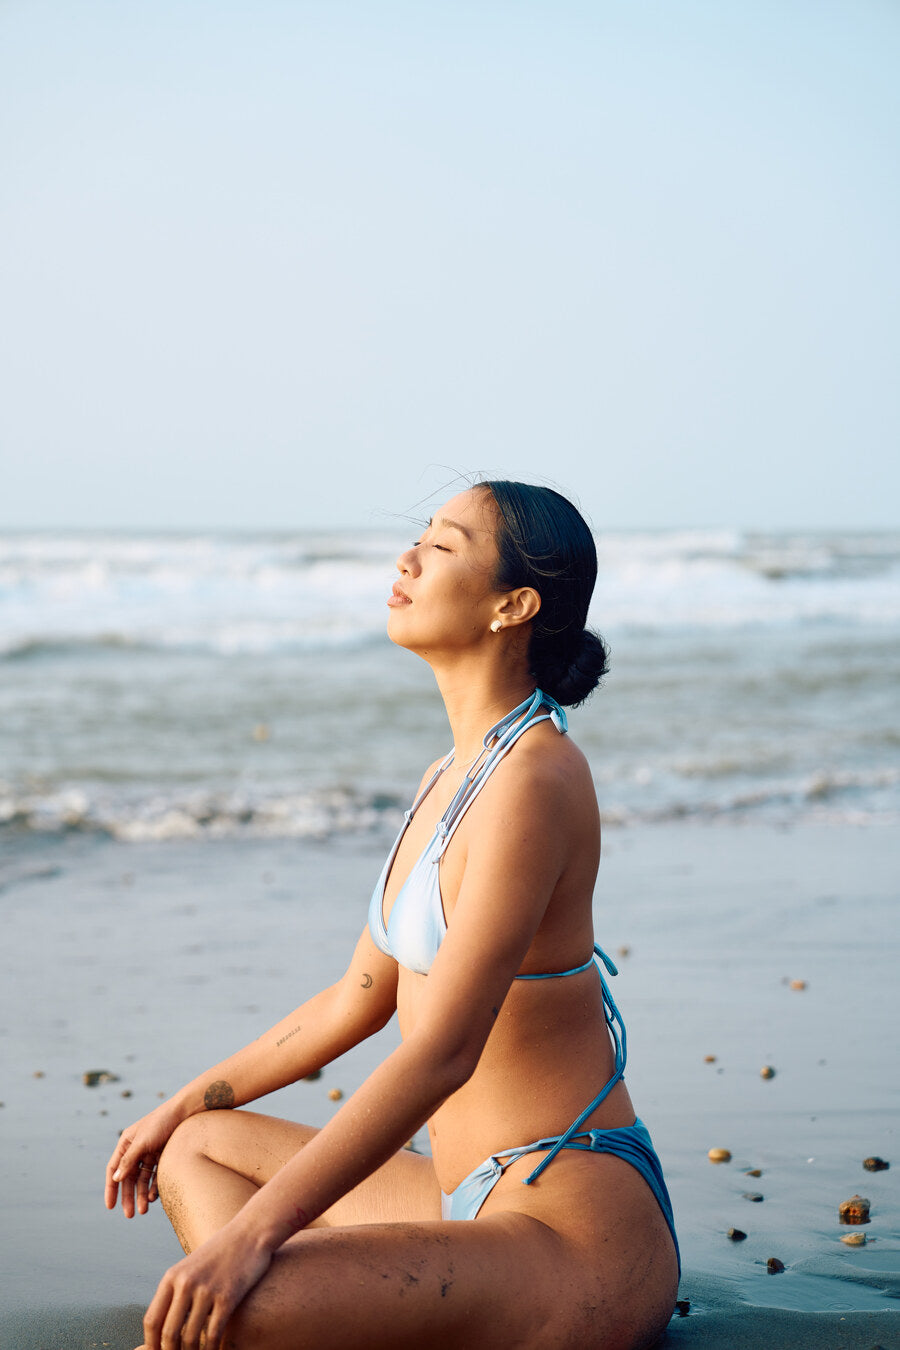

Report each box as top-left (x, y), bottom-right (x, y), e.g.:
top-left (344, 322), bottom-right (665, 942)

top-left (617, 945), bottom-right (631, 958)
top-left (328, 1088), bottom-right (343, 1101)
top-left (841, 1232), bottom-right (867, 1246)
top-left (33, 1070), bottom-right (45, 1079)
top-left (759, 1065), bottom-right (776, 1079)
top-left (742, 1192), bottom-right (764, 1202)
top-left (252, 723), bottom-right (270, 742)
top-left (744, 1168), bottom-right (762, 1178)
top-left (789, 979), bottom-right (807, 990)
top-left (766, 1257), bottom-right (785, 1274)
top-left (708, 1147), bottom-right (731, 1163)
top-left (839, 1194), bottom-right (871, 1225)
top-left (703, 1054), bottom-right (717, 1063)
top-left (863, 1157), bottom-right (890, 1172)
top-left (83, 1070), bottom-right (120, 1087)
top-left (727, 1228), bottom-right (747, 1242)
top-left (674, 1300), bottom-right (690, 1317)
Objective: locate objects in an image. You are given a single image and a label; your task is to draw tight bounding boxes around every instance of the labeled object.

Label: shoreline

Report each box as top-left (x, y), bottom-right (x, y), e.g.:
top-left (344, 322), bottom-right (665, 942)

top-left (1, 821), bottom-right (898, 1346)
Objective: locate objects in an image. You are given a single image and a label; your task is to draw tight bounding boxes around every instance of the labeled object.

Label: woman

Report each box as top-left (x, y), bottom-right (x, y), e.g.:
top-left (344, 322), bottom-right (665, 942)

top-left (105, 481), bottom-right (679, 1350)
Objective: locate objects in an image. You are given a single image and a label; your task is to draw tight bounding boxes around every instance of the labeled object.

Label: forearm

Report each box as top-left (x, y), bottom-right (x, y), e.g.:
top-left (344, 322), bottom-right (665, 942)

top-left (228, 1033), bottom-right (467, 1251)
top-left (168, 983), bottom-right (382, 1122)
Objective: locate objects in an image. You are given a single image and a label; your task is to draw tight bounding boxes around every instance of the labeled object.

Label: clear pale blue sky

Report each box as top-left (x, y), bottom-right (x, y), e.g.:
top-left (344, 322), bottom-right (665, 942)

top-left (2, 0), bottom-right (898, 530)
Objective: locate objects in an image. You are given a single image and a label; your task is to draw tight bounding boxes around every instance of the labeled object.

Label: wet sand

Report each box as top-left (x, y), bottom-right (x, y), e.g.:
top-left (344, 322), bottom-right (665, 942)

top-left (1, 822), bottom-right (897, 1347)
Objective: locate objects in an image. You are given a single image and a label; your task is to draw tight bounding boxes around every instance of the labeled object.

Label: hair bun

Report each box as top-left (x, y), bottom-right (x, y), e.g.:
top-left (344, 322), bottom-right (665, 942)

top-left (533, 627), bottom-right (609, 707)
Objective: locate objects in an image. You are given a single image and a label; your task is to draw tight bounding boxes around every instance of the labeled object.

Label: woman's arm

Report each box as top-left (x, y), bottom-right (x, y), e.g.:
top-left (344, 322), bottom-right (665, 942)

top-left (105, 927), bottom-right (398, 1215)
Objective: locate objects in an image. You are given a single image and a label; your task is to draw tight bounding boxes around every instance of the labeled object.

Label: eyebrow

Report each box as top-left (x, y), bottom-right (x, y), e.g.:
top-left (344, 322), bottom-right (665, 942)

top-left (428, 515), bottom-right (474, 541)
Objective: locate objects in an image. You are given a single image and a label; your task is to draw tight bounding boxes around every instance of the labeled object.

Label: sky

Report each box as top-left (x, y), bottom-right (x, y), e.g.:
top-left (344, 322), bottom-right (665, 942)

top-left (1, 0), bottom-right (899, 532)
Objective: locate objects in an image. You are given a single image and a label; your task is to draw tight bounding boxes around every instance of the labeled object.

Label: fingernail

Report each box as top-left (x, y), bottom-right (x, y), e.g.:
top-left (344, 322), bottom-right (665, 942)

top-left (113, 1169), bottom-right (121, 1181)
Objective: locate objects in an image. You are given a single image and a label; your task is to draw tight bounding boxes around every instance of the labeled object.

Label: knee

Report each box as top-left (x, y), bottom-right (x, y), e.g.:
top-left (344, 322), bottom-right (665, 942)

top-left (157, 1113), bottom-right (210, 1198)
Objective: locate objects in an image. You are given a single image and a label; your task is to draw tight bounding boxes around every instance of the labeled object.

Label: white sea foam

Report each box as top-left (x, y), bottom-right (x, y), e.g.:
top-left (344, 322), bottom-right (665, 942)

top-left (2, 527), bottom-right (898, 838)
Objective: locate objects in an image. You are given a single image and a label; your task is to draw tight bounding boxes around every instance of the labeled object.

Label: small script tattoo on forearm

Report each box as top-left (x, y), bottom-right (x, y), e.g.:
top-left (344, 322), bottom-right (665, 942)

top-left (360, 972), bottom-right (373, 989)
top-left (204, 1080), bottom-right (235, 1110)
top-left (276, 1024), bottom-right (302, 1047)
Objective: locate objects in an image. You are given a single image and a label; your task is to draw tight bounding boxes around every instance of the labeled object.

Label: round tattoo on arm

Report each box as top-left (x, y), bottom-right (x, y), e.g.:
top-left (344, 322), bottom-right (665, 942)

top-left (203, 1080), bottom-right (235, 1110)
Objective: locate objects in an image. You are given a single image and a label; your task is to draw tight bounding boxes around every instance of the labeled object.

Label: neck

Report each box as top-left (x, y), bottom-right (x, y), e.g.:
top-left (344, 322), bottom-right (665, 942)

top-left (428, 658), bottom-right (537, 766)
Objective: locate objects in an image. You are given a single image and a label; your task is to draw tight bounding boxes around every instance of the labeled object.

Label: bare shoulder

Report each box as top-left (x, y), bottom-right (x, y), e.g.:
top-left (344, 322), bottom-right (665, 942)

top-left (477, 725), bottom-right (598, 834)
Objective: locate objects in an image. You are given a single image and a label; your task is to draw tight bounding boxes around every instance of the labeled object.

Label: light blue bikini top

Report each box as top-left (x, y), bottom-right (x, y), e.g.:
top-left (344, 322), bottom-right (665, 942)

top-left (368, 687), bottom-right (628, 1180)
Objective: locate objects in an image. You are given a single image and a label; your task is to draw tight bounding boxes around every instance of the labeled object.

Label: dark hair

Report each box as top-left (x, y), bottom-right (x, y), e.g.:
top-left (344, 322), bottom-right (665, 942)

top-left (480, 480), bottom-right (610, 707)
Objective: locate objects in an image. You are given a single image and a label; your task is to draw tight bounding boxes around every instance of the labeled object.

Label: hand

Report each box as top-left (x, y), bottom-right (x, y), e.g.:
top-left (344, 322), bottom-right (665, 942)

top-left (141, 1222), bottom-right (273, 1350)
top-left (105, 1100), bottom-right (184, 1217)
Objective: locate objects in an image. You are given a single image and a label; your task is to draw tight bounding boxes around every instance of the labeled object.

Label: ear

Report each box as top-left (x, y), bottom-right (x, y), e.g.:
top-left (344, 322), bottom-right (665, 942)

top-left (497, 587), bottom-right (541, 627)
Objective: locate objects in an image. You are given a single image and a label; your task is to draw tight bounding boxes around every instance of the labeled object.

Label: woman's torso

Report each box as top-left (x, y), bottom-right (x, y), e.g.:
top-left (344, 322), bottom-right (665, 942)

top-left (377, 712), bottom-right (636, 1194)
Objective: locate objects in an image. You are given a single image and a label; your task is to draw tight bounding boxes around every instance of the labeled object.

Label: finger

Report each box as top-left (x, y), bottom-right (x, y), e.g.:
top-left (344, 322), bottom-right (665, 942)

top-left (158, 1283), bottom-right (195, 1350)
top-left (121, 1168), bottom-right (137, 1219)
top-left (135, 1161), bottom-right (152, 1215)
top-left (105, 1135), bottom-right (132, 1208)
top-left (179, 1286), bottom-right (215, 1350)
top-left (204, 1301), bottom-right (232, 1350)
top-left (142, 1279), bottom-right (174, 1350)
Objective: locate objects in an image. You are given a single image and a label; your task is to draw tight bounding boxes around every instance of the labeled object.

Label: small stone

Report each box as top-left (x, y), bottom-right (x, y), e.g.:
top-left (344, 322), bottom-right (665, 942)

top-left (727, 1227), bottom-right (747, 1241)
top-left (744, 1168), bottom-right (762, 1178)
top-left (790, 979), bottom-right (807, 990)
top-left (767, 1257), bottom-right (785, 1274)
top-left (863, 1157), bottom-right (890, 1172)
top-left (839, 1194), bottom-right (871, 1225)
top-left (841, 1232), bottom-right (867, 1246)
top-left (617, 945), bottom-right (631, 958)
top-left (252, 723), bottom-right (270, 742)
top-left (708, 1147), bottom-right (731, 1163)
top-left (33, 1070), bottom-right (45, 1079)
top-left (328, 1088), bottom-right (343, 1101)
top-left (303, 1069), bottom-right (322, 1082)
top-left (742, 1192), bottom-right (764, 1202)
top-left (83, 1070), bottom-right (119, 1087)
top-left (120, 1089), bottom-right (132, 1098)
top-left (703, 1054), bottom-right (717, 1063)
top-left (674, 1299), bottom-right (690, 1317)
top-left (760, 1065), bottom-right (776, 1079)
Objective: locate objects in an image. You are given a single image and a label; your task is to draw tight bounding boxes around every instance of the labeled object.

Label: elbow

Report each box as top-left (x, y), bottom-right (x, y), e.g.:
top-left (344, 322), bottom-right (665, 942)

top-left (409, 1028), bottom-right (482, 1099)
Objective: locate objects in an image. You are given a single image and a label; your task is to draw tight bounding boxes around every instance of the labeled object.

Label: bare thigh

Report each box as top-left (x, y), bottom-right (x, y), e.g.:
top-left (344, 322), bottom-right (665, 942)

top-left (157, 1109), bottom-right (441, 1248)
top-left (228, 1200), bottom-right (673, 1350)
top-left (158, 1116), bottom-right (677, 1350)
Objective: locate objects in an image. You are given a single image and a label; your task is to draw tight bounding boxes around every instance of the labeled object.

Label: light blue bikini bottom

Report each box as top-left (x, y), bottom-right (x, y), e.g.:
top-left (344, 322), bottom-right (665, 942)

top-left (439, 1117), bottom-right (679, 1273)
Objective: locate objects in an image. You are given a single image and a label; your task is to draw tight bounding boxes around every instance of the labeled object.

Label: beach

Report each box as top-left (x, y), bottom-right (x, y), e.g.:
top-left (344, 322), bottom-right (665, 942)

top-left (1, 820), bottom-right (898, 1349)
top-left (2, 524), bottom-right (899, 1346)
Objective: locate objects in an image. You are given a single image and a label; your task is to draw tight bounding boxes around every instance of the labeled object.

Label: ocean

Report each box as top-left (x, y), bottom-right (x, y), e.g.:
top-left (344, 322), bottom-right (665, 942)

top-left (2, 526), bottom-right (899, 844)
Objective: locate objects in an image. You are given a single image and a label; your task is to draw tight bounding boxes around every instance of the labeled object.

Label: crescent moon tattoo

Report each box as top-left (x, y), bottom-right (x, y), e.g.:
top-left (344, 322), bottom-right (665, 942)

top-left (361, 972), bottom-right (373, 989)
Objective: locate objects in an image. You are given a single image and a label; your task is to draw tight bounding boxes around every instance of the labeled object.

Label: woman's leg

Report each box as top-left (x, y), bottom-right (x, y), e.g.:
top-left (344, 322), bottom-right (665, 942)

top-left (155, 1124), bottom-right (677, 1350)
top-left (156, 1110), bottom-right (440, 1251)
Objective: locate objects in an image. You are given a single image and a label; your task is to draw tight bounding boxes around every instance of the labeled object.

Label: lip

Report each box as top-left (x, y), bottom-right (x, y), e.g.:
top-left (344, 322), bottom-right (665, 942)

top-left (387, 582), bottom-right (412, 607)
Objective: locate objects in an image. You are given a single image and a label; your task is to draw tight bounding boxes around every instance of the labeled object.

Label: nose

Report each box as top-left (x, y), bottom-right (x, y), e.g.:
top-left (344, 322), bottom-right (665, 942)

top-left (395, 543), bottom-right (420, 575)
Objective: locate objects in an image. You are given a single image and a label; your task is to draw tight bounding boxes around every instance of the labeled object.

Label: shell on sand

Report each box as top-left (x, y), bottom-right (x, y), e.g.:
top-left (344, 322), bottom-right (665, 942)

top-left (708, 1147), bottom-right (731, 1163)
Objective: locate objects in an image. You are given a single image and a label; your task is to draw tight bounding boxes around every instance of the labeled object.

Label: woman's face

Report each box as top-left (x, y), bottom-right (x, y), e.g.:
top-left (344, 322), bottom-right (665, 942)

top-left (387, 488), bottom-right (504, 655)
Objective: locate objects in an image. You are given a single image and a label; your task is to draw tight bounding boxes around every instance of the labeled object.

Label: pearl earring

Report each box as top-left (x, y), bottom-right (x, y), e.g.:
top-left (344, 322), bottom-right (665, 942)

top-left (490, 620), bottom-right (502, 633)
